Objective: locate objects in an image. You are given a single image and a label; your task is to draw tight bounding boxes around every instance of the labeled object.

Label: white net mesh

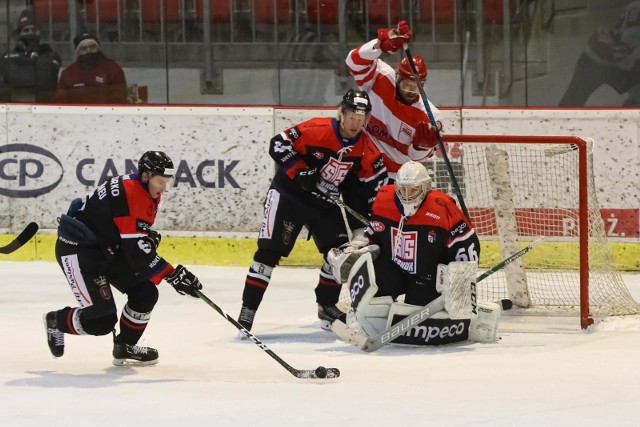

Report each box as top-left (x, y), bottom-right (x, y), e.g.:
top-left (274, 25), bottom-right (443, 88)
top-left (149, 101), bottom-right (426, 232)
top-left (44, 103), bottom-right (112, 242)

top-left (338, 135), bottom-right (639, 321)
top-left (431, 136), bottom-right (639, 318)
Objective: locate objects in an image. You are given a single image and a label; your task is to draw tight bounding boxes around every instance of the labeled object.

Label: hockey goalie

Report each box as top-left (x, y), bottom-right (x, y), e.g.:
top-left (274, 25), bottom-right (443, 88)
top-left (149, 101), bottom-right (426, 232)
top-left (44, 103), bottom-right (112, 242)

top-left (328, 161), bottom-right (502, 347)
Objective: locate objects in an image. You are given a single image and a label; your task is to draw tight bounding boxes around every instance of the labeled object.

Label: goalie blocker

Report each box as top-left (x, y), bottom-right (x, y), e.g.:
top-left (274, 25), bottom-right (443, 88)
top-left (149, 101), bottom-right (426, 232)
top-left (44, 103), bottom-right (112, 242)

top-left (331, 252), bottom-right (501, 346)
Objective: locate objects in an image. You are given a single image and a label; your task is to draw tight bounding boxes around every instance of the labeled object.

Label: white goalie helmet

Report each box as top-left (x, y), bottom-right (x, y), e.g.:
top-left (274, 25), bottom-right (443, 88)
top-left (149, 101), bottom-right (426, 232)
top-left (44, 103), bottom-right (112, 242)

top-left (395, 161), bottom-right (432, 217)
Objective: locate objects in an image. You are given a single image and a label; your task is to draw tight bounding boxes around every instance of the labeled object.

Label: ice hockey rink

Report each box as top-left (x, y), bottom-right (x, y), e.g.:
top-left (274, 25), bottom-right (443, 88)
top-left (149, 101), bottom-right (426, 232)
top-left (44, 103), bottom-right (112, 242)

top-left (2, 261), bottom-right (640, 426)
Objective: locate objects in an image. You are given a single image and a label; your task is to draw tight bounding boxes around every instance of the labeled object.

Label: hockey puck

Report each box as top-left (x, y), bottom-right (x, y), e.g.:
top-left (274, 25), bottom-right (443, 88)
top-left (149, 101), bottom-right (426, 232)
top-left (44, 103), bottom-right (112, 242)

top-left (501, 299), bottom-right (513, 311)
top-left (315, 366), bottom-right (327, 378)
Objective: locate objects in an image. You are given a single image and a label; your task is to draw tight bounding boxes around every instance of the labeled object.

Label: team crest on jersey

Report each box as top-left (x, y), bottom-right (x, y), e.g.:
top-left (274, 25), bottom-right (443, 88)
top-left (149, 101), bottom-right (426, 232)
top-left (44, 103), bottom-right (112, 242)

top-left (321, 157), bottom-right (354, 186)
top-left (281, 221), bottom-right (295, 245)
top-left (398, 122), bottom-right (414, 143)
top-left (428, 230), bottom-right (437, 244)
top-left (369, 221), bottom-right (385, 232)
top-left (392, 228), bottom-right (418, 274)
top-left (312, 151), bottom-right (325, 160)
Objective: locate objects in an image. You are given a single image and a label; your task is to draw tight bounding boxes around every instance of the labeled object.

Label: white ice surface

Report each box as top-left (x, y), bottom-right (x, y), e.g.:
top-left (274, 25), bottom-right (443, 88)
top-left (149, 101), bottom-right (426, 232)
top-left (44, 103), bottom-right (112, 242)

top-left (2, 261), bottom-right (640, 426)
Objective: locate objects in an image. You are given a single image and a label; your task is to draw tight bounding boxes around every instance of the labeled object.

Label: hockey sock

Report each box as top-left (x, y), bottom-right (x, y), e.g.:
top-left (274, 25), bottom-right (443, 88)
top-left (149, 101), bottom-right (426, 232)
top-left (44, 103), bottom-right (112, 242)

top-left (55, 307), bottom-right (89, 335)
top-left (315, 261), bottom-right (342, 306)
top-left (116, 304), bottom-right (151, 345)
top-left (242, 261), bottom-right (274, 310)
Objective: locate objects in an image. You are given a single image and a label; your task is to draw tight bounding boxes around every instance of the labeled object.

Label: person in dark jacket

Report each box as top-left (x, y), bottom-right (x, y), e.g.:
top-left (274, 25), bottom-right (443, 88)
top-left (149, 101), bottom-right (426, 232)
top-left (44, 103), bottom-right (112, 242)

top-left (0, 9), bottom-right (61, 103)
top-left (53, 32), bottom-right (127, 104)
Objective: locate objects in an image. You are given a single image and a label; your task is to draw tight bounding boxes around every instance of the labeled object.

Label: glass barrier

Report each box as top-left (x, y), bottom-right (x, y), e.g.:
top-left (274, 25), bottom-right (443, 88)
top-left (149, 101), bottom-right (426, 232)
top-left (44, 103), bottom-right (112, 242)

top-left (0, 0), bottom-right (638, 107)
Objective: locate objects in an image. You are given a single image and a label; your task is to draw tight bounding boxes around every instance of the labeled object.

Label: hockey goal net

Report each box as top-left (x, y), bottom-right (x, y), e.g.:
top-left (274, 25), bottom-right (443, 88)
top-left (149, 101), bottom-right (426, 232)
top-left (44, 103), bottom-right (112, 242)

top-left (428, 134), bottom-right (639, 328)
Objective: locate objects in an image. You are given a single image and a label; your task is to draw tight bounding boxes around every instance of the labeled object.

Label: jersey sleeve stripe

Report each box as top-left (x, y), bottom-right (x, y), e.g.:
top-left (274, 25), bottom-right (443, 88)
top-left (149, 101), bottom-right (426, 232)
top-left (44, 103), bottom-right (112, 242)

top-left (120, 233), bottom-right (147, 239)
top-left (448, 230), bottom-right (477, 248)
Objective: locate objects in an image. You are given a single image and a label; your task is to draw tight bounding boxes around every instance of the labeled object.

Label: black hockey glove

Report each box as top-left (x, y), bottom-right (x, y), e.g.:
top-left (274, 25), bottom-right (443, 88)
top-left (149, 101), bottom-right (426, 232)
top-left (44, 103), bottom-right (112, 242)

top-left (165, 265), bottom-right (202, 298)
top-left (144, 229), bottom-right (162, 250)
top-left (294, 167), bottom-right (319, 192)
top-left (136, 230), bottom-right (161, 254)
top-left (310, 181), bottom-right (337, 205)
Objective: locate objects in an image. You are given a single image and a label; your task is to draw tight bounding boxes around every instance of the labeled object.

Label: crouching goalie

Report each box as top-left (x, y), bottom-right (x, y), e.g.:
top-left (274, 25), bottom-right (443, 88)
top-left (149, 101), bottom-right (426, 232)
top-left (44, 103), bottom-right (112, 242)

top-left (328, 161), bottom-right (501, 346)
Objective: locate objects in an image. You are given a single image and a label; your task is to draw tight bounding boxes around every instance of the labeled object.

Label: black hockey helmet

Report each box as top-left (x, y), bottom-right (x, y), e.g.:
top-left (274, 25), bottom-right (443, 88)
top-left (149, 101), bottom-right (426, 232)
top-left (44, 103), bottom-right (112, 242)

top-left (341, 89), bottom-right (372, 115)
top-left (138, 151), bottom-right (175, 177)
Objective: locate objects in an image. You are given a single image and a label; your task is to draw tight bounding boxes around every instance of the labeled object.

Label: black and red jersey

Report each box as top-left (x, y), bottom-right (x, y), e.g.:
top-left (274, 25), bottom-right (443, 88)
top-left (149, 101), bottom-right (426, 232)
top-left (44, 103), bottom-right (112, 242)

top-left (76, 174), bottom-right (173, 284)
top-left (270, 116), bottom-right (388, 211)
top-left (366, 185), bottom-right (479, 283)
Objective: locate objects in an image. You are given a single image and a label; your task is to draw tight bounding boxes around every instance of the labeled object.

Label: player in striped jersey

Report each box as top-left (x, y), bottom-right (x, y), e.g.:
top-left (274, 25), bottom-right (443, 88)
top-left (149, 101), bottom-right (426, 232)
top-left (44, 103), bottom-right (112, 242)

top-left (346, 20), bottom-right (443, 179)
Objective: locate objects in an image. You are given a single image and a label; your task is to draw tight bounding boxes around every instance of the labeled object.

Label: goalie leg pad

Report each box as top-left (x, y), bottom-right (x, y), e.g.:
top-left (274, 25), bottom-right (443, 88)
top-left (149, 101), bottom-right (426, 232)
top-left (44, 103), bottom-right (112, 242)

top-left (468, 301), bottom-right (501, 343)
top-left (351, 296), bottom-right (394, 336)
top-left (386, 302), bottom-right (469, 346)
top-left (346, 253), bottom-right (392, 336)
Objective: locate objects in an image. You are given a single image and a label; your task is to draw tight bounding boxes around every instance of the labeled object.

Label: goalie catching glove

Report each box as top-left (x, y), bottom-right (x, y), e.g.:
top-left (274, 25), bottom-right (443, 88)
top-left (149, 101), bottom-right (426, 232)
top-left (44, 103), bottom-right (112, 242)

top-left (327, 229), bottom-right (380, 284)
top-left (165, 265), bottom-right (202, 298)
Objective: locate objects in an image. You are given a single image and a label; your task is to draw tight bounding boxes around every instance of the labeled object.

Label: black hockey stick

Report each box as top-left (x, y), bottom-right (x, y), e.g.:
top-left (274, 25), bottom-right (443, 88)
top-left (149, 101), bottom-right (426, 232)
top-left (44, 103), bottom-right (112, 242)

top-left (194, 289), bottom-right (340, 379)
top-left (0, 222), bottom-right (39, 254)
top-left (332, 237), bottom-right (544, 351)
top-left (402, 44), bottom-right (471, 222)
top-left (475, 236), bottom-right (544, 283)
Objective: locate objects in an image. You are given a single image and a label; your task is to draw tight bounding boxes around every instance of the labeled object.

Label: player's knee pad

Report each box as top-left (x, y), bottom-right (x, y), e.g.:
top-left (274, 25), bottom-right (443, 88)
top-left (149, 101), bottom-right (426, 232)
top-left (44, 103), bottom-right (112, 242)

top-left (386, 302), bottom-right (470, 346)
top-left (82, 311), bottom-right (118, 336)
top-left (125, 281), bottom-right (159, 313)
top-left (469, 301), bottom-right (501, 343)
top-left (341, 253), bottom-right (389, 336)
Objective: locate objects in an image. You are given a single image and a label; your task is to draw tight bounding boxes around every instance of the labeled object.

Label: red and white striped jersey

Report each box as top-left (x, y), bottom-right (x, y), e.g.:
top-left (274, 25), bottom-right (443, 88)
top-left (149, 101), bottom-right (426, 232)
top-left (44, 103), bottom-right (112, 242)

top-left (346, 39), bottom-right (443, 178)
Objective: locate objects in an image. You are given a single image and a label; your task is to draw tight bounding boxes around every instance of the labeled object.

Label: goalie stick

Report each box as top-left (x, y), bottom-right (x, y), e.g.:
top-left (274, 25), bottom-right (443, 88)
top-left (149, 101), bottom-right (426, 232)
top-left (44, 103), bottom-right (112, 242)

top-left (402, 44), bottom-right (471, 222)
top-left (194, 289), bottom-right (340, 379)
top-left (0, 222), bottom-right (39, 254)
top-left (332, 237), bottom-right (544, 352)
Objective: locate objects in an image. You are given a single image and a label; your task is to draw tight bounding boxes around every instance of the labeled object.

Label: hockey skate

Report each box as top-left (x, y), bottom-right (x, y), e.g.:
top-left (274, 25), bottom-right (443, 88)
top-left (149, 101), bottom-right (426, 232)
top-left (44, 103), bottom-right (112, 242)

top-left (237, 306), bottom-right (256, 339)
top-left (238, 306), bottom-right (256, 331)
top-left (318, 304), bottom-right (347, 331)
top-left (43, 312), bottom-right (64, 358)
top-left (112, 332), bottom-right (158, 366)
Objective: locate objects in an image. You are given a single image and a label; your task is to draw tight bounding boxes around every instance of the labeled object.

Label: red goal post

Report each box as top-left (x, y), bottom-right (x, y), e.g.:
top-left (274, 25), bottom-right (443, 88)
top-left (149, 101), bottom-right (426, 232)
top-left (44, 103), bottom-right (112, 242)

top-left (435, 134), bottom-right (639, 328)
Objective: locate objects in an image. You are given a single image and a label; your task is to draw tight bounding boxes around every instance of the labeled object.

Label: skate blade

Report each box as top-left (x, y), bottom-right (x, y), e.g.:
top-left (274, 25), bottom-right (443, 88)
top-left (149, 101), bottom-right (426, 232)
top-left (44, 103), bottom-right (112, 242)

top-left (112, 358), bottom-right (159, 367)
top-left (319, 320), bottom-right (332, 331)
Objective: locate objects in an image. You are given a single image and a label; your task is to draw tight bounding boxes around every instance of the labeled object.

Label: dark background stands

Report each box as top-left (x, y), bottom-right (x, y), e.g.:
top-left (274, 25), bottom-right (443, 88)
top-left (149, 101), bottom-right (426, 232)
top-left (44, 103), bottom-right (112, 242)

top-left (52, 32), bottom-right (127, 104)
top-left (0, 9), bottom-right (60, 103)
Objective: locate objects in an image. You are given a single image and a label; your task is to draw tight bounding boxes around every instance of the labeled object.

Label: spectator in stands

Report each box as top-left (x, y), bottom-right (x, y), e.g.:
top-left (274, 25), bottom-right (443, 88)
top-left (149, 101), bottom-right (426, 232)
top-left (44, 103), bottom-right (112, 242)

top-left (0, 9), bottom-right (61, 103)
top-left (559, 2), bottom-right (640, 106)
top-left (53, 32), bottom-right (127, 104)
